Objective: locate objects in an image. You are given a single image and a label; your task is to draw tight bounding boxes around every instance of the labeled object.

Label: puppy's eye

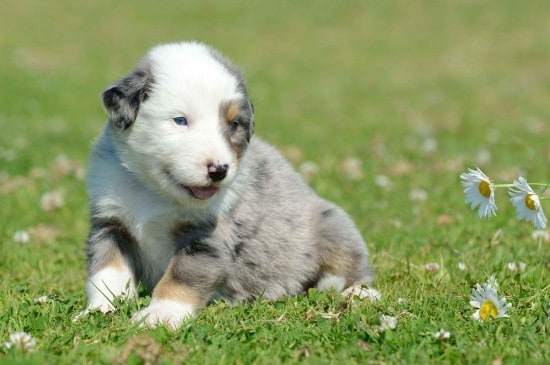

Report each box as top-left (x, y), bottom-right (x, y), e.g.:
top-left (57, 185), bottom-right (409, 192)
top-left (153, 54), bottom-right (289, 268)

top-left (173, 117), bottom-right (188, 126)
top-left (230, 120), bottom-right (239, 131)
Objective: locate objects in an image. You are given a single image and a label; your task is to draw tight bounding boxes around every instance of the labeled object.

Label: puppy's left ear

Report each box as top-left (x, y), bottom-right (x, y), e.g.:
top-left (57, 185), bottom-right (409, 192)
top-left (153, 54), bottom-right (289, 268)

top-left (102, 67), bottom-right (152, 130)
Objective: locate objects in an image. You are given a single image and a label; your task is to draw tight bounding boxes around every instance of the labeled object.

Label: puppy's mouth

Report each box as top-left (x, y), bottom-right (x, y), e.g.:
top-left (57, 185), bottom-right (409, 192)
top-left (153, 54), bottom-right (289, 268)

top-left (164, 169), bottom-right (219, 200)
top-left (186, 185), bottom-right (219, 200)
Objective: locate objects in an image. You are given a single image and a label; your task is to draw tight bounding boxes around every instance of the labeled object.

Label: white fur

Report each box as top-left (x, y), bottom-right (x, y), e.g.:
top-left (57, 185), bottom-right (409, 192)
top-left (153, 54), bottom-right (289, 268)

top-left (86, 264), bottom-right (137, 312)
top-left (131, 299), bottom-right (195, 329)
top-left (73, 264), bottom-right (137, 322)
top-left (316, 274), bottom-right (346, 293)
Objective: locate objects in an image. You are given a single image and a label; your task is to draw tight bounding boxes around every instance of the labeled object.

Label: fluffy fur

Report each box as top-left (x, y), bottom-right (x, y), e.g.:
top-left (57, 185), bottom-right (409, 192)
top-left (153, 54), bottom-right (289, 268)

top-left (82, 42), bottom-right (374, 329)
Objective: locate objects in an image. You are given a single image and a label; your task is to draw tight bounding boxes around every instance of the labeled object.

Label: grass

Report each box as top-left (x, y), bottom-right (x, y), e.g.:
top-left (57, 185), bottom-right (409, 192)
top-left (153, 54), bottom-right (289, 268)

top-left (1, 0), bottom-right (549, 363)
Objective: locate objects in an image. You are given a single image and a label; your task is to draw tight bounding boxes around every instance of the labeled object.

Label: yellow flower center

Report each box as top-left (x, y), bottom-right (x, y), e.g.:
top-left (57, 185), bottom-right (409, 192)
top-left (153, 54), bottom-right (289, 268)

top-left (525, 193), bottom-right (537, 211)
top-left (478, 180), bottom-right (491, 198)
top-left (480, 301), bottom-right (498, 321)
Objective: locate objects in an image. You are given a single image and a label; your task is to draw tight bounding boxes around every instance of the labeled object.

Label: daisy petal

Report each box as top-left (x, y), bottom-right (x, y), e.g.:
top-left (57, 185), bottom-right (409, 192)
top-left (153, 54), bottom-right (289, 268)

top-left (508, 177), bottom-right (547, 230)
top-left (460, 168), bottom-right (497, 219)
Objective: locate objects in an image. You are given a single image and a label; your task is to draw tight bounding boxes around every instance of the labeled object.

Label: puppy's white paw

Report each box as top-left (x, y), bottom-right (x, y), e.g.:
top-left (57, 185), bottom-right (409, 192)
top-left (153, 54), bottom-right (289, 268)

top-left (86, 266), bottom-right (137, 302)
top-left (87, 296), bottom-right (117, 313)
top-left (131, 299), bottom-right (195, 330)
top-left (72, 298), bottom-right (116, 322)
top-left (342, 285), bottom-right (381, 302)
top-left (74, 266), bottom-right (137, 323)
top-left (316, 274), bottom-right (346, 293)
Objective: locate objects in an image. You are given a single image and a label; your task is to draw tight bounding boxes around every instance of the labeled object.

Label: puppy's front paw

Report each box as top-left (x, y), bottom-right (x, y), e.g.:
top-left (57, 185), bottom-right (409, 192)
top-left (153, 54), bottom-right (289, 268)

top-left (87, 297), bottom-right (117, 313)
top-left (72, 299), bottom-right (115, 322)
top-left (74, 267), bottom-right (138, 322)
top-left (131, 299), bottom-right (195, 330)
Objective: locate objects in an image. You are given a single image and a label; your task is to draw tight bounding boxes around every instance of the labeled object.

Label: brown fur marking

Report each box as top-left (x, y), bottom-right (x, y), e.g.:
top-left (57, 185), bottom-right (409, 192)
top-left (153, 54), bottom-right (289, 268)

top-left (97, 250), bottom-right (124, 271)
top-left (153, 262), bottom-right (203, 306)
top-left (321, 249), bottom-right (359, 285)
top-left (224, 101), bottom-right (240, 123)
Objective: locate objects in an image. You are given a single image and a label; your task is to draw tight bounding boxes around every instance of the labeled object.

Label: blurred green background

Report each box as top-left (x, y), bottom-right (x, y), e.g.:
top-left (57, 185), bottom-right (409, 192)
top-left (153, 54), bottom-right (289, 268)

top-left (0, 0), bottom-right (549, 362)
top-left (2, 0), bottom-right (549, 242)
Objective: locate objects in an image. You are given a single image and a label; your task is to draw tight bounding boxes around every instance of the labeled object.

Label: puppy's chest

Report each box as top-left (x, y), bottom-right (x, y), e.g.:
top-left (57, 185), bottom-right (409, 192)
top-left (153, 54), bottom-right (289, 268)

top-left (127, 211), bottom-right (180, 278)
top-left (121, 202), bottom-right (218, 283)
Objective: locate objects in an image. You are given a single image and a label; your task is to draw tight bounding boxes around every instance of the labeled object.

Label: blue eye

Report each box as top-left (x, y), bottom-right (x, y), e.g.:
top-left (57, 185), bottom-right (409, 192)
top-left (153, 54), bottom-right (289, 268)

top-left (173, 117), bottom-right (188, 126)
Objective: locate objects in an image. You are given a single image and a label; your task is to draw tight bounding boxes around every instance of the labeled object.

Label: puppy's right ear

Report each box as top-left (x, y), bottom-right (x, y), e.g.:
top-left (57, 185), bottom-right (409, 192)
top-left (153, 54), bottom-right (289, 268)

top-left (102, 67), bottom-right (152, 130)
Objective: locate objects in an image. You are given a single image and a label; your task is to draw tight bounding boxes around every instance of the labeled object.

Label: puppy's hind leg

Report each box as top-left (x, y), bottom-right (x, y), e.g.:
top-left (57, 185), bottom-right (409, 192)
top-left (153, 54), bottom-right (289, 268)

top-left (314, 203), bottom-right (376, 298)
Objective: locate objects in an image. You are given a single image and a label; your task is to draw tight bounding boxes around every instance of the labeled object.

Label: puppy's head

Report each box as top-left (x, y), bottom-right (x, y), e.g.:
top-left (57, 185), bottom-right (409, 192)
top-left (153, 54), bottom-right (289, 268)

top-left (102, 42), bottom-right (254, 206)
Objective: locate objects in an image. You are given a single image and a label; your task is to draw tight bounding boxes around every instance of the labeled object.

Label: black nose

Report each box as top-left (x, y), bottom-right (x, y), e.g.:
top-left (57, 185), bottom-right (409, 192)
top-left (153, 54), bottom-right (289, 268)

top-left (207, 163), bottom-right (229, 182)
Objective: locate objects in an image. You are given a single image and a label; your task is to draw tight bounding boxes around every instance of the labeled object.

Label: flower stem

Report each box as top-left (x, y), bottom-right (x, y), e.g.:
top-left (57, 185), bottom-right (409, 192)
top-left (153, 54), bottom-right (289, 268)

top-left (528, 183), bottom-right (549, 195)
top-left (528, 183), bottom-right (550, 188)
top-left (494, 182), bottom-right (549, 194)
top-left (493, 184), bottom-right (513, 189)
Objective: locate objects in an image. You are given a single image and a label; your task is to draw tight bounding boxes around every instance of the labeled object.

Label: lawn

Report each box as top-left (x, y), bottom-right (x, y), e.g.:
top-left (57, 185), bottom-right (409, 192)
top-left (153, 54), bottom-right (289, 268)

top-left (1, 0), bottom-right (549, 364)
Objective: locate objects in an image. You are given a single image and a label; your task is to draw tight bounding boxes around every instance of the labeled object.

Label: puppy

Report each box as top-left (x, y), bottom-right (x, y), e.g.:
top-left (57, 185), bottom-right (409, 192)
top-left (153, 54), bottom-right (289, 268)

top-left (82, 42), bottom-right (374, 329)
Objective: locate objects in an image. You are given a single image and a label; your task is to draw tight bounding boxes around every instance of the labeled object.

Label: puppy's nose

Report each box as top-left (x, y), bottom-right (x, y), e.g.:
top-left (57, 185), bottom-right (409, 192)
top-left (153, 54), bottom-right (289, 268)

top-left (207, 163), bottom-right (229, 182)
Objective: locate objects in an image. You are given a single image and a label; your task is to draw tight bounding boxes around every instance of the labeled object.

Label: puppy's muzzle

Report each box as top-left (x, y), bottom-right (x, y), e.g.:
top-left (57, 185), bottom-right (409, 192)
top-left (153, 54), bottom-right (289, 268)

top-left (207, 163), bottom-right (229, 182)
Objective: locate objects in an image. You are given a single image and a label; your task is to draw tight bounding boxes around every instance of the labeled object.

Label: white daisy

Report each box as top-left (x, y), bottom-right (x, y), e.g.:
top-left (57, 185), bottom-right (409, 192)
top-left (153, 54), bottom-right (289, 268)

top-left (374, 174), bottom-right (394, 190)
top-left (506, 262), bottom-right (517, 271)
top-left (34, 295), bottom-right (50, 303)
top-left (379, 315), bottom-right (398, 330)
top-left (531, 230), bottom-right (550, 242)
top-left (409, 188), bottom-right (428, 202)
top-left (460, 168), bottom-right (497, 219)
top-left (475, 148), bottom-right (492, 165)
top-left (13, 230), bottom-right (30, 244)
top-left (341, 157), bottom-right (364, 181)
top-left (422, 137), bottom-right (438, 154)
top-left (299, 161), bottom-right (319, 182)
top-left (470, 283), bottom-right (512, 322)
top-left (361, 288), bottom-right (382, 302)
top-left (40, 191), bottom-right (65, 212)
top-left (433, 328), bottom-right (451, 341)
top-left (342, 286), bottom-right (381, 302)
top-left (508, 177), bottom-right (547, 230)
top-left (3, 332), bottom-right (36, 352)
top-left (507, 262), bottom-right (527, 272)
top-left (424, 262), bottom-right (440, 272)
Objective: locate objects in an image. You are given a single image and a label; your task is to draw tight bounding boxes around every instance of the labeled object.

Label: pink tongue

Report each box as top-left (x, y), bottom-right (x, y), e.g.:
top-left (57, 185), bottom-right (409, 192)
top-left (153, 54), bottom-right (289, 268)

top-left (189, 186), bottom-right (219, 200)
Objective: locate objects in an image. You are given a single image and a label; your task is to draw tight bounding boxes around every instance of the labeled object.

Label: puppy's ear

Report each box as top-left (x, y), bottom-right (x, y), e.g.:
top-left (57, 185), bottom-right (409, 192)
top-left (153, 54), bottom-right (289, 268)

top-left (102, 67), bottom-right (152, 130)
